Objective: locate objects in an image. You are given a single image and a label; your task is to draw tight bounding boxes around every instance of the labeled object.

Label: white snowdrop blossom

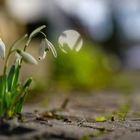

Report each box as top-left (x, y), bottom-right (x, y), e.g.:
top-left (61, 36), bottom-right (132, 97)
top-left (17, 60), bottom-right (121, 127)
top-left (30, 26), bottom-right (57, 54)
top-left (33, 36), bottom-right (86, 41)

top-left (0, 38), bottom-right (6, 59)
top-left (45, 38), bottom-right (57, 58)
top-left (58, 30), bottom-right (83, 53)
top-left (38, 39), bottom-right (47, 60)
top-left (17, 50), bottom-right (38, 65)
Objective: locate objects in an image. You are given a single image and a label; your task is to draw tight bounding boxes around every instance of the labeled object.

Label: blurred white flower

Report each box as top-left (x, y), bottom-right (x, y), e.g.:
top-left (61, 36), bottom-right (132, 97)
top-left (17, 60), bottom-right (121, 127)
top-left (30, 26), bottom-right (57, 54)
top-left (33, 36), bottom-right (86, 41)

top-left (58, 30), bottom-right (83, 53)
top-left (0, 38), bottom-right (6, 59)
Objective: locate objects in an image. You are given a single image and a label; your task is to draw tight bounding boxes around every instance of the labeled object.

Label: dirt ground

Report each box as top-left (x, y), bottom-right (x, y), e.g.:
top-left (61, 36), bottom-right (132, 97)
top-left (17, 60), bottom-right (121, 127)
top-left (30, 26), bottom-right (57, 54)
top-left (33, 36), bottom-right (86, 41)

top-left (1, 90), bottom-right (140, 140)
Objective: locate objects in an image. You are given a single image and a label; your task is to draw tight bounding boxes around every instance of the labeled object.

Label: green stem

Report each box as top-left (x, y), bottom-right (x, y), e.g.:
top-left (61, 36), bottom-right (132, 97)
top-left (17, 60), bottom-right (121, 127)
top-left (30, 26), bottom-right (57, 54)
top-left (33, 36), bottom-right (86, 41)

top-left (24, 38), bottom-right (31, 51)
top-left (39, 31), bottom-right (46, 38)
top-left (3, 49), bottom-right (15, 75)
top-left (18, 38), bottom-right (31, 66)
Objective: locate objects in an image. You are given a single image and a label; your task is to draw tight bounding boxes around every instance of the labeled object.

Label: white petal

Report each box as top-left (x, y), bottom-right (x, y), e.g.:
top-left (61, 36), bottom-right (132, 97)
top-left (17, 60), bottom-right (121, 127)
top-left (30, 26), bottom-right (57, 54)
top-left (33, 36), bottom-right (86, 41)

top-left (39, 51), bottom-right (46, 60)
top-left (18, 50), bottom-right (38, 65)
top-left (0, 38), bottom-right (6, 59)
top-left (15, 52), bottom-right (22, 60)
top-left (38, 39), bottom-right (46, 60)
top-left (45, 39), bottom-right (57, 58)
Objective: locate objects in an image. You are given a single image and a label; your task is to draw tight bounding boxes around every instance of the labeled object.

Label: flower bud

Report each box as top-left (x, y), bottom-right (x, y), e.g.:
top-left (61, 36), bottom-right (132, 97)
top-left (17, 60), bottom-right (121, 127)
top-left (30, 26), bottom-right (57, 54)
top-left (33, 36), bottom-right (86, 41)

top-left (17, 50), bottom-right (38, 65)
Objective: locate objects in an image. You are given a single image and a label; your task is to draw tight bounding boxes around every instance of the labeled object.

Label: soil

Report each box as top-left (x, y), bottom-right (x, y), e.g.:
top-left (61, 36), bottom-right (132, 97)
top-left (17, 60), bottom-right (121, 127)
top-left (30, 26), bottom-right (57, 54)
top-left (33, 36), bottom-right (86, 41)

top-left (1, 91), bottom-right (140, 140)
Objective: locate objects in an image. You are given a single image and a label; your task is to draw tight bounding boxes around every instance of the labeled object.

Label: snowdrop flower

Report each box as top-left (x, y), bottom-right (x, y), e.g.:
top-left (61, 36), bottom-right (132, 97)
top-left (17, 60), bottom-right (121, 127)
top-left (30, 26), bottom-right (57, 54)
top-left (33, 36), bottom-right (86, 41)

top-left (38, 39), bottom-right (57, 60)
top-left (45, 38), bottom-right (57, 58)
top-left (58, 30), bottom-right (83, 53)
top-left (38, 39), bottom-right (48, 60)
top-left (17, 50), bottom-right (38, 65)
top-left (0, 38), bottom-right (6, 59)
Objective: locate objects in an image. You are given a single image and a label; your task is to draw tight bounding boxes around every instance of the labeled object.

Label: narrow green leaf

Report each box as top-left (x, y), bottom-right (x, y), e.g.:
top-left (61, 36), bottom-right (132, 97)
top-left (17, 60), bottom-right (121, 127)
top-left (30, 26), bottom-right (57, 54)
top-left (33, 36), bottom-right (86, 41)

top-left (15, 90), bottom-right (30, 113)
top-left (7, 62), bottom-right (20, 91)
top-left (12, 60), bottom-right (21, 89)
top-left (7, 65), bottom-right (16, 91)
top-left (0, 76), bottom-right (4, 117)
top-left (23, 77), bottom-right (32, 90)
top-left (29, 25), bottom-right (46, 39)
top-left (14, 78), bottom-right (32, 113)
top-left (0, 75), bottom-right (7, 98)
top-left (0, 75), bottom-right (8, 113)
top-left (0, 99), bottom-right (3, 117)
top-left (10, 84), bottom-right (22, 109)
top-left (15, 95), bottom-right (26, 113)
top-left (5, 92), bottom-right (11, 109)
top-left (0, 76), bottom-right (3, 97)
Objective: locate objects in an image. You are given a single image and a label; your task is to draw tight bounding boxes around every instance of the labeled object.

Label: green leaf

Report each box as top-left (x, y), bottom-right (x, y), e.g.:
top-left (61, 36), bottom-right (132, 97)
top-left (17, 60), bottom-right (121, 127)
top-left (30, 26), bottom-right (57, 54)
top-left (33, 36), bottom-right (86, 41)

top-left (7, 65), bottom-right (16, 91)
top-left (23, 77), bottom-right (32, 90)
top-left (15, 95), bottom-right (25, 113)
top-left (29, 25), bottom-right (46, 39)
top-left (10, 84), bottom-right (22, 109)
top-left (0, 76), bottom-right (3, 97)
top-left (95, 116), bottom-right (107, 122)
top-left (0, 75), bottom-right (7, 97)
top-left (0, 99), bottom-right (3, 117)
top-left (5, 92), bottom-right (11, 109)
top-left (0, 76), bottom-right (4, 116)
top-left (0, 75), bottom-right (8, 114)
top-left (45, 38), bottom-right (57, 58)
top-left (15, 78), bottom-right (32, 113)
top-left (13, 63), bottom-right (20, 88)
top-left (7, 62), bottom-right (20, 91)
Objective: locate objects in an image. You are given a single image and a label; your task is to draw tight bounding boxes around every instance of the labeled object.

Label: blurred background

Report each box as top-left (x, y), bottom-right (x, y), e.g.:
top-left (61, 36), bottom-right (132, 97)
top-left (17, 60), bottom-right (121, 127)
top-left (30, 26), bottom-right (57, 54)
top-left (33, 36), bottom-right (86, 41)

top-left (0, 0), bottom-right (140, 102)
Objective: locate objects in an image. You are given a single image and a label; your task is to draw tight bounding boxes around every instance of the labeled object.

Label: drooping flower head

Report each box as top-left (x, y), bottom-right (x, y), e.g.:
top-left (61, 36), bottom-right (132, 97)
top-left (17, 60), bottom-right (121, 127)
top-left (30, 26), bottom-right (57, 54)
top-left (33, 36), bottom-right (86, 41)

top-left (17, 50), bottom-right (38, 65)
top-left (38, 39), bottom-right (57, 60)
